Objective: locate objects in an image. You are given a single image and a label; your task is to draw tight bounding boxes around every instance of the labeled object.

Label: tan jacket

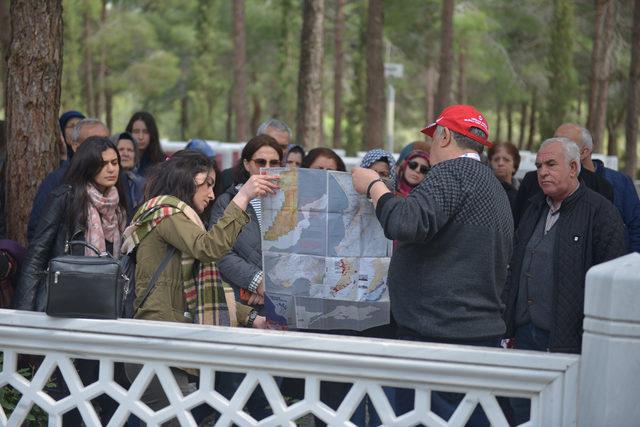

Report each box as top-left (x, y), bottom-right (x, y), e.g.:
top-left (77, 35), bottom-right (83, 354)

top-left (134, 201), bottom-right (253, 324)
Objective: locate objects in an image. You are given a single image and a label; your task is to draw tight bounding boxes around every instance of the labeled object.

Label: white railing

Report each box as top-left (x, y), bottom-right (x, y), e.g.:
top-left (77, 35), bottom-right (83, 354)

top-left (0, 310), bottom-right (579, 427)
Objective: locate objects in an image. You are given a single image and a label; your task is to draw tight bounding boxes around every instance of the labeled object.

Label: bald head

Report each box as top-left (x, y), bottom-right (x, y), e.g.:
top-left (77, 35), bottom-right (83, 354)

top-left (554, 123), bottom-right (581, 144)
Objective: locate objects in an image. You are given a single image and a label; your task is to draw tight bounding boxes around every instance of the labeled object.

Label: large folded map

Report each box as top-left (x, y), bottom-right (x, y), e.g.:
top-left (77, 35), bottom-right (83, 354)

top-left (261, 168), bottom-right (392, 331)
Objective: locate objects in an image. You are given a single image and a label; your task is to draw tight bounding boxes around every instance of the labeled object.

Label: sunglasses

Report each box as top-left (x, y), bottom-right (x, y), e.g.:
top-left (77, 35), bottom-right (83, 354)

top-left (408, 160), bottom-right (429, 174)
top-left (251, 158), bottom-right (281, 168)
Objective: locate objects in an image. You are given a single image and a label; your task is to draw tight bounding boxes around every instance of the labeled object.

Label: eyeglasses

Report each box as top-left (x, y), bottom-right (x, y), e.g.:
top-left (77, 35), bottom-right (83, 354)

top-left (251, 158), bottom-right (281, 168)
top-left (408, 160), bottom-right (429, 174)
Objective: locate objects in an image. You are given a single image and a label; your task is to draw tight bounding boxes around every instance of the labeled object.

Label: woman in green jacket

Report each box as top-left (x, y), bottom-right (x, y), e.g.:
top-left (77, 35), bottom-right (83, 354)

top-left (121, 150), bottom-right (278, 421)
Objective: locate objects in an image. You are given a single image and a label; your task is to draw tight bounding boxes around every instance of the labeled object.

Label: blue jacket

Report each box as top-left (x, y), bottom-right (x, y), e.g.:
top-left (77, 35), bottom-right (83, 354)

top-left (124, 171), bottom-right (146, 212)
top-left (593, 159), bottom-right (640, 253)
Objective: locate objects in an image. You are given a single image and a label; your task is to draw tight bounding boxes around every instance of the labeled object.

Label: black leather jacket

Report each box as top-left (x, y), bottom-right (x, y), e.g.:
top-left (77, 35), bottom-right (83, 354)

top-left (13, 185), bottom-right (85, 311)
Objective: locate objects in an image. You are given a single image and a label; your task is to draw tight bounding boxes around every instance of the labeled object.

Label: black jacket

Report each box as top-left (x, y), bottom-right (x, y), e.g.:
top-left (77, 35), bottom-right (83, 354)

top-left (502, 185), bottom-right (626, 353)
top-left (209, 186), bottom-right (261, 300)
top-left (513, 168), bottom-right (614, 227)
top-left (13, 185), bottom-right (85, 311)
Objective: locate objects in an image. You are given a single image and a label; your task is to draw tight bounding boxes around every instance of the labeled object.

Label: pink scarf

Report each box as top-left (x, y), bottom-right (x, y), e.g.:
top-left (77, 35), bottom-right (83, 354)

top-left (85, 184), bottom-right (125, 257)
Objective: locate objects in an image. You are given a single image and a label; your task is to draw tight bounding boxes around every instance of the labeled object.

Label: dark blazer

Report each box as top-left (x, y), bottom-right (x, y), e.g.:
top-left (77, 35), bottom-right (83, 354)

top-left (502, 185), bottom-right (626, 353)
top-left (513, 168), bottom-right (614, 228)
top-left (14, 186), bottom-right (85, 311)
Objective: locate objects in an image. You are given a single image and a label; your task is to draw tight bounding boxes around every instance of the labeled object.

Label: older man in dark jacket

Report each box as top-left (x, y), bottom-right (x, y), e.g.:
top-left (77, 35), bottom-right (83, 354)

top-left (503, 136), bottom-right (625, 425)
top-left (503, 137), bottom-right (625, 355)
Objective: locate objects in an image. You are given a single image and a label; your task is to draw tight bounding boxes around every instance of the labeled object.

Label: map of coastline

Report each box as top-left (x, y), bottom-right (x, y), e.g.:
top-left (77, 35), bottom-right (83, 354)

top-left (261, 168), bottom-right (391, 331)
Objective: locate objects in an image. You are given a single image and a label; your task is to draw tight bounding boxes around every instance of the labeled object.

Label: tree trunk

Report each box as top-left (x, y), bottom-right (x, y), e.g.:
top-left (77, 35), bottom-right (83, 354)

top-left (344, 4), bottom-right (365, 156)
top-left (251, 93), bottom-right (261, 136)
top-left (82, 1), bottom-right (95, 117)
top-left (178, 56), bottom-right (190, 140)
top-left (607, 122), bottom-right (618, 157)
top-left (295, 0), bottom-right (325, 149)
top-left (625, 0), bottom-right (640, 178)
top-left (457, 41), bottom-right (466, 104)
top-left (105, 87), bottom-right (113, 132)
top-left (0, 0), bottom-right (10, 121)
top-left (180, 94), bottom-right (188, 141)
top-left (232, 0), bottom-right (249, 141)
top-left (587, 0), bottom-right (616, 153)
top-left (518, 101), bottom-right (527, 149)
top-left (495, 100), bottom-right (502, 143)
top-left (507, 102), bottom-right (513, 143)
top-left (363, 0), bottom-right (384, 150)
top-left (332, 0), bottom-right (345, 149)
top-left (424, 66), bottom-right (436, 128)
top-left (96, 0), bottom-right (107, 120)
top-left (226, 87), bottom-right (233, 142)
top-left (275, 0), bottom-right (294, 121)
top-left (541, 0), bottom-right (576, 138)
top-left (6, 0), bottom-right (62, 245)
top-left (527, 89), bottom-right (538, 151)
top-left (434, 0), bottom-right (454, 114)
top-left (577, 91), bottom-right (582, 118)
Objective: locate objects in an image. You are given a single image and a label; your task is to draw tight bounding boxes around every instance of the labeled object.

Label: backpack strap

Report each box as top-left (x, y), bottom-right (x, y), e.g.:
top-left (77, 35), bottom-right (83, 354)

top-left (133, 245), bottom-right (177, 316)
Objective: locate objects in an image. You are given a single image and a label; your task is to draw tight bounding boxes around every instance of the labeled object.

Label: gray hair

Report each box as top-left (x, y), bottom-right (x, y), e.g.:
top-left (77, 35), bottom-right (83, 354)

top-left (539, 137), bottom-right (582, 174)
top-left (71, 118), bottom-right (107, 145)
top-left (256, 118), bottom-right (292, 138)
top-left (434, 125), bottom-right (486, 155)
top-left (579, 126), bottom-right (593, 151)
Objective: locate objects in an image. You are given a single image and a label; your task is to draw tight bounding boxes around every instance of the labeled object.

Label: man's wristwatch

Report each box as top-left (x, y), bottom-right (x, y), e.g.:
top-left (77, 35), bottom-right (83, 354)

top-left (366, 178), bottom-right (384, 199)
top-left (246, 309), bottom-right (258, 328)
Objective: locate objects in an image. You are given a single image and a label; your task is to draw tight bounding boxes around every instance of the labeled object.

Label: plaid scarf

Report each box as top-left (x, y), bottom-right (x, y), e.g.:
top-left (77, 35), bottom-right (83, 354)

top-left (121, 195), bottom-right (236, 326)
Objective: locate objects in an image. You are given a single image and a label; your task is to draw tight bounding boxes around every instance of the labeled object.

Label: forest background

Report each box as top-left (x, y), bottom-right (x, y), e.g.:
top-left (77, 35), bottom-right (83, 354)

top-left (0, 0), bottom-right (639, 244)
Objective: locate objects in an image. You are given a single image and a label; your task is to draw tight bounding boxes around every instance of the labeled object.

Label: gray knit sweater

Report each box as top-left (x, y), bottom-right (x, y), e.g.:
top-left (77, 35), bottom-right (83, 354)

top-left (376, 157), bottom-right (514, 340)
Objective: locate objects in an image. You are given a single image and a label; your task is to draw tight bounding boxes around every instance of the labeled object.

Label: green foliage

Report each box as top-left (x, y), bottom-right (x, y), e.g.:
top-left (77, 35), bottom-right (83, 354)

top-left (53, 0), bottom-right (634, 149)
top-left (541, 0), bottom-right (578, 138)
top-left (61, 0), bottom-right (84, 110)
top-left (343, 1), bottom-right (367, 155)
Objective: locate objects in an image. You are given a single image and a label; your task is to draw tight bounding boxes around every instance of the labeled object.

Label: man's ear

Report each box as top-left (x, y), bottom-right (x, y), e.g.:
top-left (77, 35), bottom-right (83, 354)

top-left (569, 159), bottom-right (579, 176)
top-left (441, 127), bottom-right (453, 147)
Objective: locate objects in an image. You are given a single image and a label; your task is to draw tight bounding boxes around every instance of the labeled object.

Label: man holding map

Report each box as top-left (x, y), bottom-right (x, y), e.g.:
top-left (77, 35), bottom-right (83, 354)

top-left (352, 104), bottom-right (514, 421)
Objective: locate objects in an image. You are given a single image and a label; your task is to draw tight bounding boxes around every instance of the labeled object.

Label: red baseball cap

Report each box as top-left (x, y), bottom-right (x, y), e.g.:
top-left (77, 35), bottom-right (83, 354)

top-left (421, 104), bottom-right (492, 148)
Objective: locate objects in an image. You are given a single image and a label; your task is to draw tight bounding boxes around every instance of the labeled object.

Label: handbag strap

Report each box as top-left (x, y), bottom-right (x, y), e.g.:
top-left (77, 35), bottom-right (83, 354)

top-left (66, 240), bottom-right (102, 256)
top-left (133, 245), bottom-right (176, 316)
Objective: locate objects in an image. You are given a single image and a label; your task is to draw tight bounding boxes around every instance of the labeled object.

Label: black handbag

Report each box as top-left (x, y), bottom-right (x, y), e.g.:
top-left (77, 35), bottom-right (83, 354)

top-left (45, 241), bottom-right (126, 319)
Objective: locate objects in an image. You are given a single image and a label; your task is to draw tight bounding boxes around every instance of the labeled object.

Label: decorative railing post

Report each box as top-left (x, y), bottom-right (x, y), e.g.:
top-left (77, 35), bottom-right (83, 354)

top-left (579, 252), bottom-right (640, 426)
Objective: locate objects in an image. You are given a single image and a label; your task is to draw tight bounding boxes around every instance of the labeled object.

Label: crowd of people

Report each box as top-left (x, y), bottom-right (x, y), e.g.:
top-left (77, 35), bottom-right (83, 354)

top-left (0, 103), bottom-right (639, 426)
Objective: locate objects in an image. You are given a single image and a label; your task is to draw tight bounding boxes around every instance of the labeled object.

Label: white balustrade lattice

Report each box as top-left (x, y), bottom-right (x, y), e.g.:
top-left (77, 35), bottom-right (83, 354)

top-left (0, 309), bottom-right (579, 427)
